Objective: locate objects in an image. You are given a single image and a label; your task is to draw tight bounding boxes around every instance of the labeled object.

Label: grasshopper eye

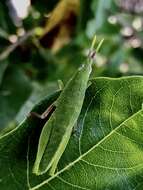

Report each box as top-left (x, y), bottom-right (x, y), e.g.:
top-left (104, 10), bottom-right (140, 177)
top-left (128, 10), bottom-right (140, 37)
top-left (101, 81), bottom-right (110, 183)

top-left (88, 50), bottom-right (96, 60)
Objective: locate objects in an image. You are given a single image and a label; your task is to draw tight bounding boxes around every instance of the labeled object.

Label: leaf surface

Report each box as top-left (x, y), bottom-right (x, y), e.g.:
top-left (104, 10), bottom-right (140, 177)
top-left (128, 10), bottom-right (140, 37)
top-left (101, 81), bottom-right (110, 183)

top-left (0, 66), bottom-right (32, 132)
top-left (0, 77), bottom-right (143, 190)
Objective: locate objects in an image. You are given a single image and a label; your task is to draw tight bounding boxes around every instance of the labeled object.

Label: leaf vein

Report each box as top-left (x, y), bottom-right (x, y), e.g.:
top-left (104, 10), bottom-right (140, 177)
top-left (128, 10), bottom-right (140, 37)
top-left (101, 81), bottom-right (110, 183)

top-left (81, 159), bottom-right (143, 171)
top-left (57, 176), bottom-right (91, 190)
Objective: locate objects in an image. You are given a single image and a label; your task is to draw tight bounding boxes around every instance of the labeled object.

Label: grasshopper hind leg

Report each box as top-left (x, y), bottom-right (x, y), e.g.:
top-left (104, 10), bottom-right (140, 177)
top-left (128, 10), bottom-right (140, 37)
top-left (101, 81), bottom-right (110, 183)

top-left (29, 102), bottom-right (56, 120)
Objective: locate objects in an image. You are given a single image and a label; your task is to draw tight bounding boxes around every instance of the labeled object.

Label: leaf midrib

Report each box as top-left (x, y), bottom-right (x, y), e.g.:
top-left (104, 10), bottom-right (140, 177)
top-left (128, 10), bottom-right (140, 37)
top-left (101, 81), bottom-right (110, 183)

top-left (30, 109), bottom-right (143, 190)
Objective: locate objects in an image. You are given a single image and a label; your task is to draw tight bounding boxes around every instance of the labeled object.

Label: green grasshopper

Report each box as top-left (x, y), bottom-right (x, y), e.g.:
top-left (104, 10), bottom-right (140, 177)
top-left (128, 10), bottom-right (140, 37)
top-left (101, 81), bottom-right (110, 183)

top-left (32, 36), bottom-right (104, 176)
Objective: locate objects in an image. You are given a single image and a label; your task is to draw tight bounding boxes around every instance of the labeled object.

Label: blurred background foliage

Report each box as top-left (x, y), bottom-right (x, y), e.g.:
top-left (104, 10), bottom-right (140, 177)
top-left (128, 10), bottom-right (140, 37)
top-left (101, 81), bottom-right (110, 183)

top-left (0, 0), bottom-right (143, 132)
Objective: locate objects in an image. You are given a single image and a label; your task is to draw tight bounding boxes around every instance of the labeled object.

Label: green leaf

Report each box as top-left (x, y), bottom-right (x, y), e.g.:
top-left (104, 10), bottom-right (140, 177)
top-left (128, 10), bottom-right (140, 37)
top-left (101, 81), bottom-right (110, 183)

top-left (0, 76), bottom-right (143, 190)
top-left (0, 60), bottom-right (9, 86)
top-left (0, 66), bottom-right (32, 131)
